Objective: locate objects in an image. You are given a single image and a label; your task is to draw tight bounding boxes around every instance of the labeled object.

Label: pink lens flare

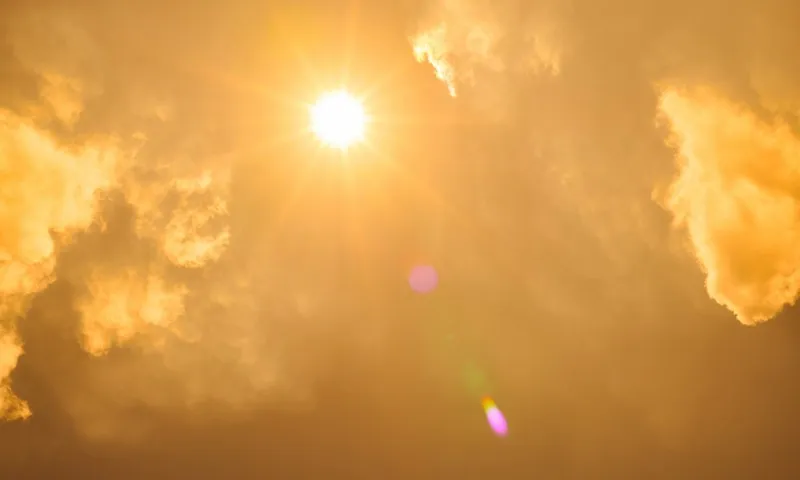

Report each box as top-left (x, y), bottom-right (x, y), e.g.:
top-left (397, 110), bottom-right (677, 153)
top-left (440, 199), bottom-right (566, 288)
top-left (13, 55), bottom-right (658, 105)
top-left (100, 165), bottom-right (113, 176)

top-left (481, 397), bottom-right (508, 437)
top-left (408, 265), bottom-right (438, 293)
top-left (485, 407), bottom-right (508, 436)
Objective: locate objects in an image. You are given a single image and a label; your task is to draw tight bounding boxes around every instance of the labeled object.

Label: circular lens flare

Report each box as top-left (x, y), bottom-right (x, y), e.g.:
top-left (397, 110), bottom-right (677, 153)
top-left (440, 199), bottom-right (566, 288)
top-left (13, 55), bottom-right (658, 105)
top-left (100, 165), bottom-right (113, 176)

top-left (310, 90), bottom-right (366, 150)
top-left (408, 265), bottom-right (438, 293)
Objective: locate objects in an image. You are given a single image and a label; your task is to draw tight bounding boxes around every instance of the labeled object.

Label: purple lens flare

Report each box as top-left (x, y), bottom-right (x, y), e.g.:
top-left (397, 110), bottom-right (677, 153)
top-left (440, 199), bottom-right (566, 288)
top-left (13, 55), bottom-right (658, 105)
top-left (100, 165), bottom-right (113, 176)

top-left (481, 397), bottom-right (508, 437)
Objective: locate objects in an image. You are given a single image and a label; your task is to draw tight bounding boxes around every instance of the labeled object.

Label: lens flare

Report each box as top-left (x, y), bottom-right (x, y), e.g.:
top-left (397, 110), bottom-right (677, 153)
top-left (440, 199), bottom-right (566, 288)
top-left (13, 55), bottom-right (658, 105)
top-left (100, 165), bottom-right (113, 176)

top-left (408, 265), bottom-right (438, 293)
top-left (481, 396), bottom-right (508, 437)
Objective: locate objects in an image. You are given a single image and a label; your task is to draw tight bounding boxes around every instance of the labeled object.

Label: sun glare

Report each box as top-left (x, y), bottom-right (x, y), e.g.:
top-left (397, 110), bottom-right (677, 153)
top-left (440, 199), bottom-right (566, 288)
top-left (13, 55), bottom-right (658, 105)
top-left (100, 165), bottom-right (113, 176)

top-left (310, 90), bottom-right (366, 150)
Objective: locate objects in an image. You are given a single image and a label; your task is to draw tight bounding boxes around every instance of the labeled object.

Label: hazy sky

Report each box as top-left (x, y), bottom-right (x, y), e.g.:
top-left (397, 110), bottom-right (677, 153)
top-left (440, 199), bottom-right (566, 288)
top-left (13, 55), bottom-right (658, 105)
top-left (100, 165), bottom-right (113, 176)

top-left (2, 0), bottom-right (800, 478)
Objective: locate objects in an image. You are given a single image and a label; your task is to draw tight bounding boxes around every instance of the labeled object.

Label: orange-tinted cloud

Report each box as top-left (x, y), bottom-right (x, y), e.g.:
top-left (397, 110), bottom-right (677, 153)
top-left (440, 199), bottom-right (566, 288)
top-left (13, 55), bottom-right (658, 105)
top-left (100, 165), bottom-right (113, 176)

top-left (77, 267), bottom-right (189, 356)
top-left (410, 1), bottom-right (562, 97)
top-left (657, 86), bottom-right (800, 324)
top-left (0, 4), bottom-right (242, 429)
top-left (0, 109), bottom-right (119, 418)
top-left (0, 329), bottom-right (28, 420)
top-left (123, 169), bottom-right (231, 269)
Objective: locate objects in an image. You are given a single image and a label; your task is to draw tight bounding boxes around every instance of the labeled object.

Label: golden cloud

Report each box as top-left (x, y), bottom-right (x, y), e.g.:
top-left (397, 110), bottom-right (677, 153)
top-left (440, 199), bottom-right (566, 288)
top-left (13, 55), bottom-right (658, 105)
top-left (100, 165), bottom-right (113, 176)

top-left (77, 267), bottom-right (189, 356)
top-left (657, 86), bottom-right (800, 324)
top-left (123, 169), bottom-right (231, 269)
top-left (410, 1), bottom-right (561, 97)
top-left (0, 109), bottom-right (120, 418)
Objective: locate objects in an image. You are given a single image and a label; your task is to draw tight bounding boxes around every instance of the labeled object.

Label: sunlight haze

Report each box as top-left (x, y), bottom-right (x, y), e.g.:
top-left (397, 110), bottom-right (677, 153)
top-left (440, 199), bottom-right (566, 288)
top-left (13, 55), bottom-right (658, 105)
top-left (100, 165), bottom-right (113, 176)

top-left (2, 0), bottom-right (800, 478)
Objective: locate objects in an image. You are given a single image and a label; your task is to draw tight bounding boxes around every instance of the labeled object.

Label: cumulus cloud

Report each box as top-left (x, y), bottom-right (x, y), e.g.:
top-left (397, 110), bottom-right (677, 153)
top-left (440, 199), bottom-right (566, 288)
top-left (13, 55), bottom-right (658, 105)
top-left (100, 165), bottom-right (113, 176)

top-left (0, 2), bottom-right (241, 426)
top-left (123, 167), bottom-right (231, 269)
top-left (410, 0), bottom-right (562, 97)
top-left (657, 86), bottom-right (800, 324)
top-left (76, 267), bottom-right (189, 356)
top-left (0, 108), bottom-right (119, 418)
top-left (0, 329), bottom-right (28, 420)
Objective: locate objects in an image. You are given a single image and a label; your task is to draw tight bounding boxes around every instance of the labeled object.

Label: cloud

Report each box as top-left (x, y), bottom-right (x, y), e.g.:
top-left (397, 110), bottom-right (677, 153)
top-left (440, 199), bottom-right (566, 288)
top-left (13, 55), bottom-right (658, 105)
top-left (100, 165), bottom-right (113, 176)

top-left (123, 166), bottom-right (231, 269)
top-left (657, 86), bottom-right (800, 324)
top-left (0, 328), bottom-right (29, 420)
top-left (0, 3), bottom-right (239, 425)
top-left (410, 0), bottom-right (562, 97)
top-left (76, 267), bottom-right (189, 356)
top-left (60, 261), bottom-right (318, 440)
top-left (0, 108), bottom-right (119, 418)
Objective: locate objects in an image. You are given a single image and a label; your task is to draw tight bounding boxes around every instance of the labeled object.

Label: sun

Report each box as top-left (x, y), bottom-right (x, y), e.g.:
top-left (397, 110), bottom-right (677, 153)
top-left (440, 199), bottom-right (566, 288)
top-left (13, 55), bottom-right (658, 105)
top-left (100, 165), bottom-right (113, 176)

top-left (310, 90), bottom-right (367, 150)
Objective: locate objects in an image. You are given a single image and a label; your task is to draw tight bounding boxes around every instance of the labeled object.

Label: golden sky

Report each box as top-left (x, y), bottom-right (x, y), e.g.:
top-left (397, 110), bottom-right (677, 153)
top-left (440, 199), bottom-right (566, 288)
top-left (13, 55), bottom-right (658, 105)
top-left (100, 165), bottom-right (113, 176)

top-left (2, 0), bottom-right (800, 477)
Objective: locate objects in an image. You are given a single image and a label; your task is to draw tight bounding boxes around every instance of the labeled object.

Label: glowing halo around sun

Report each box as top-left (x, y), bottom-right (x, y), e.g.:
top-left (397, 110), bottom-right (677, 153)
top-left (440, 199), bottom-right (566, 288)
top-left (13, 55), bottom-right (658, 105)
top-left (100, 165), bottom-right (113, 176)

top-left (309, 90), bottom-right (367, 150)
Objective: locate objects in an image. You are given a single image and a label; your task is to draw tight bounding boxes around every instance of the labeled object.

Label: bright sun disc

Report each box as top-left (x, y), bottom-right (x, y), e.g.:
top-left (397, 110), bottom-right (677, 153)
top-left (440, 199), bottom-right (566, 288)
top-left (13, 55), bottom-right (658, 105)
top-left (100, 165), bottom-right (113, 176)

top-left (310, 90), bottom-right (366, 150)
